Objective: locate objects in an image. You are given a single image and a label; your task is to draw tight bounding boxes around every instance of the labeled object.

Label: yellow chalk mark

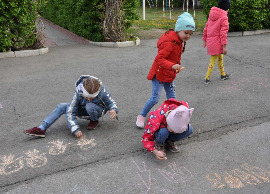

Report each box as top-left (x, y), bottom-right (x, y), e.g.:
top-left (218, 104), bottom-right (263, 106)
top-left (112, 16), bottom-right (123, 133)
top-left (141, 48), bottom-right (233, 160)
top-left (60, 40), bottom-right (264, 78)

top-left (0, 154), bottom-right (24, 175)
top-left (206, 173), bottom-right (225, 189)
top-left (223, 172), bottom-right (244, 188)
top-left (232, 169), bottom-right (261, 185)
top-left (25, 149), bottom-right (47, 168)
top-left (241, 163), bottom-right (270, 183)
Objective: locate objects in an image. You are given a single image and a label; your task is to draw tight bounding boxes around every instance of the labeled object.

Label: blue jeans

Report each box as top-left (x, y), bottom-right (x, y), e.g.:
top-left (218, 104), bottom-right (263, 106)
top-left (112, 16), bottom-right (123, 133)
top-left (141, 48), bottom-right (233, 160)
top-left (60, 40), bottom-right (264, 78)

top-left (140, 77), bottom-right (176, 117)
top-left (39, 102), bottom-right (105, 130)
top-left (154, 124), bottom-right (193, 145)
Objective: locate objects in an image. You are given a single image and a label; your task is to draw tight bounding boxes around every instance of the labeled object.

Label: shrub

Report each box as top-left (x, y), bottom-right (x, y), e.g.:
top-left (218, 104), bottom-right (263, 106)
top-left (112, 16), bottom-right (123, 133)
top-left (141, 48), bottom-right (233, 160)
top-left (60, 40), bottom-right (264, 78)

top-left (0, 0), bottom-right (41, 52)
top-left (201, 0), bottom-right (270, 31)
top-left (40, 0), bottom-right (139, 42)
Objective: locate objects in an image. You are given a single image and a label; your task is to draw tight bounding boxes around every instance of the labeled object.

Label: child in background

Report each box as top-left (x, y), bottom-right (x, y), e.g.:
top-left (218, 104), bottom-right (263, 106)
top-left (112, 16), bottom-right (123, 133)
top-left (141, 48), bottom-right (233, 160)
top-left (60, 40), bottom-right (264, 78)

top-left (136, 12), bottom-right (195, 128)
top-left (24, 75), bottom-right (118, 138)
top-left (142, 98), bottom-right (194, 160)
top-left (203, 0), bottom-right (231, 84)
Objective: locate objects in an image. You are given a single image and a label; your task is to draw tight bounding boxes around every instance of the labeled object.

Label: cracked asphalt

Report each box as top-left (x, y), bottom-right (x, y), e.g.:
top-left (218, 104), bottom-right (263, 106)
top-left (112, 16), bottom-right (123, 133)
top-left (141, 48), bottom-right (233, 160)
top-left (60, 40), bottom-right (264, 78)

top-left (0, 25), bottom-right (269, 193)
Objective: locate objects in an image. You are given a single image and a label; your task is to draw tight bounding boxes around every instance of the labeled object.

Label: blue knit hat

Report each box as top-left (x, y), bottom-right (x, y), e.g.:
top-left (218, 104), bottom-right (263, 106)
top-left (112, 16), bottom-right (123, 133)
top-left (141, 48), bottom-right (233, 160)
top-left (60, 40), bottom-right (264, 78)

top-left (175, 12), bottom-right (195, 32)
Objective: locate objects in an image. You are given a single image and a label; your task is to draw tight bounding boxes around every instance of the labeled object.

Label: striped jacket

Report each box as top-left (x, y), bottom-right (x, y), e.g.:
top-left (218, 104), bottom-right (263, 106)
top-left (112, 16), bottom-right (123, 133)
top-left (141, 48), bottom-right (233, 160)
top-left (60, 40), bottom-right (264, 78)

top-left (67, 75), bottom-right (118, 133)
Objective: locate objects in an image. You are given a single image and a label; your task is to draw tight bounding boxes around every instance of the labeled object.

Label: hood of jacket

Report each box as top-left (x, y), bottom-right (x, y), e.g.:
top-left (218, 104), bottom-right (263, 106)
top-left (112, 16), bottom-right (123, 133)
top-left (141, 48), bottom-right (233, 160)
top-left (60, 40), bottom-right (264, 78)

top-left (209, 6), bottom-right (228, 21)
top-left (75, 75), bottom-right (103, 97)
top-left (157, 30), bottom-right (182, 48)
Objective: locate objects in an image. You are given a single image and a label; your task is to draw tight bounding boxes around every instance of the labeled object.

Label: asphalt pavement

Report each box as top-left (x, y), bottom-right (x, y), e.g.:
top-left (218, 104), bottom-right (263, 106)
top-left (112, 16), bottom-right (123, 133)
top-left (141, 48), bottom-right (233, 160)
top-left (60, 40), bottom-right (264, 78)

top-left (0, 21), bottom-right (269, 193)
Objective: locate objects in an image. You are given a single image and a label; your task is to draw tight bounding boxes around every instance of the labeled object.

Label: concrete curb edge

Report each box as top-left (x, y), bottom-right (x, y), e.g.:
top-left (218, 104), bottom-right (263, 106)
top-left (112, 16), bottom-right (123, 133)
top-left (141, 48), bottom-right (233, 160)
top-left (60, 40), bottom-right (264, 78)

top-left (0, 47), bottom-right (49, 59)
top-left (89, 37), bottom-right (140, 48)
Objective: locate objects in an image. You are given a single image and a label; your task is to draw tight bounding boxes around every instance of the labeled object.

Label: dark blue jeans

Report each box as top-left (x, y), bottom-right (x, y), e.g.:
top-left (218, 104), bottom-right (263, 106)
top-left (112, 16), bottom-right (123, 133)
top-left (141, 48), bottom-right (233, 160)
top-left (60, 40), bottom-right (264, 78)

top-left (154, 124), bottom-right (193, 145)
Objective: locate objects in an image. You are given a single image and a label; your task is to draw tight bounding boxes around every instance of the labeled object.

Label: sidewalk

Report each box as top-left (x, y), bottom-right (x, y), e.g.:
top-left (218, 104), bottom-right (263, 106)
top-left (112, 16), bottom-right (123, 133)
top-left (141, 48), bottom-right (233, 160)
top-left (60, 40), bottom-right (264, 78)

top-left (5, 121), bottom-right (270, 193)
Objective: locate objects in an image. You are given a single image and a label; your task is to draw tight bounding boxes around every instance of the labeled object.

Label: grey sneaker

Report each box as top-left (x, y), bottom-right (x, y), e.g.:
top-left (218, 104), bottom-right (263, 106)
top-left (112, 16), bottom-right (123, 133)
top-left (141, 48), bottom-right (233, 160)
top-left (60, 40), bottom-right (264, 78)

top-left (221, 73), bottom-right (231, 80)
top-left (204, 79), bottom-right (211, 84)
top-left (166, 141), bottom-right (180, 153)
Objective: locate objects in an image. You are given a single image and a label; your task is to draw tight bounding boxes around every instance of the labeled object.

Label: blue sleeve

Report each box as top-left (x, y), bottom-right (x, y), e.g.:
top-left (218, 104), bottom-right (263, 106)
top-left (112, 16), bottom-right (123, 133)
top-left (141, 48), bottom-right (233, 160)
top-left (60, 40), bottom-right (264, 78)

top-left (101, 87), bottom-right (119, 113)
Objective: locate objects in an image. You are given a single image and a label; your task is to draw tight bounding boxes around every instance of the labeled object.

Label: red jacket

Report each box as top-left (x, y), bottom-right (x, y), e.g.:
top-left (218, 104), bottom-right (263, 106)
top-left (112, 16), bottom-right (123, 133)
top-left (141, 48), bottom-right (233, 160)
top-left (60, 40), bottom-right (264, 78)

top-left (142, 98), bottom-right (189, 152)
top-left (147, 30), bottom-right (183, 83)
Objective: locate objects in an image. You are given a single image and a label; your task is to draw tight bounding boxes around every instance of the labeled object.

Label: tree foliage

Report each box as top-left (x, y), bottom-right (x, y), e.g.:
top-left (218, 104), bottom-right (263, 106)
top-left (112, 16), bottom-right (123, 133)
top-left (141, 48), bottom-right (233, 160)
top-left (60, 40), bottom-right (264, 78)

top-left (201, 0), bottom-right (270, 31)
top-left (0, 0), bottom-right (42, 52)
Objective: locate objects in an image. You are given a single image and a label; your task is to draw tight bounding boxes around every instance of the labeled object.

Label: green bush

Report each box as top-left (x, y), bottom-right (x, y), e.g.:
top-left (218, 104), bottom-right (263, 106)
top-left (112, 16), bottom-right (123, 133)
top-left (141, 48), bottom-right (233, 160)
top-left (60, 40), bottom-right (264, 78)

top-left (201, 0), bottom-right (270, 31)
top-left (40, 0), bottom-right (139, 42)
top-left (0, 0), bottom-right (41, 52)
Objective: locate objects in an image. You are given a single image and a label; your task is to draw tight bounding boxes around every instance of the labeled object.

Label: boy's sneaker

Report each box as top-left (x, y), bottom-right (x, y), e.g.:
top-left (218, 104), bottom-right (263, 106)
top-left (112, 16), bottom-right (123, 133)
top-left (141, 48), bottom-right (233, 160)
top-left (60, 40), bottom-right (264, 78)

top-left (87, 120), bottom-right (99, 130)
top-left (24, 127), bottom-right (45, 138)
top-left (136, 115), bottom-right (145, 129)
top-left (221, 73), bottom-right (231, 80)
top-left (166, 141), bottom-right (180, 153)
top-left (204, 79), bottom-right (211, 84)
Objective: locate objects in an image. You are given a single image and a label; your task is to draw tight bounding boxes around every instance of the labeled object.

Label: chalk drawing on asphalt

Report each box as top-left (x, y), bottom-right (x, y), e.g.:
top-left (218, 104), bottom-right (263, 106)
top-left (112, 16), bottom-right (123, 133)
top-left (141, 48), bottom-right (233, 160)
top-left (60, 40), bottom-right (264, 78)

top-left (132, 160), bottom-right (152, 192)
top-left (76, 135), bottom-right (96, 150)
top-left (0, 154), bottom-right (24, 175)
top-left (158, 161), bottom-right (193, 184)
top-left (48, 139), bottom-right (71, 155)
top-left (0, 102), bottom-right (3, 109)
top-left (25, 149), bottom-right (47, 168)
top-left (206, 163), bottom-right (270, 189)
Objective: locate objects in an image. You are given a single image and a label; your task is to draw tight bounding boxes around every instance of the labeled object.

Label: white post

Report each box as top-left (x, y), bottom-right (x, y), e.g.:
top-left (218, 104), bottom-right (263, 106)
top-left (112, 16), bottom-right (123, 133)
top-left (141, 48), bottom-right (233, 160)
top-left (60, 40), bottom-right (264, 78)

top-left (187, 0), bottom-right (189, 12)
top-left (169, 0), bottom-right (171, 19)
top-left (163, 0), bottom-right (165, 17)
top-left (143, 0), bottom-right (145, 20)
top-left (193, 0), bottom-right (195, 18)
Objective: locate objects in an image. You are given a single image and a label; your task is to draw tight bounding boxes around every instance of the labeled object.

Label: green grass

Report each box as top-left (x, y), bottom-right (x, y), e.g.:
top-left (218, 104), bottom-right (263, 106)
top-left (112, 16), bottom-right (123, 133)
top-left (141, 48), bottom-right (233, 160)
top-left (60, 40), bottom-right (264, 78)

top-left (130, 7), bottom-right (207, 33)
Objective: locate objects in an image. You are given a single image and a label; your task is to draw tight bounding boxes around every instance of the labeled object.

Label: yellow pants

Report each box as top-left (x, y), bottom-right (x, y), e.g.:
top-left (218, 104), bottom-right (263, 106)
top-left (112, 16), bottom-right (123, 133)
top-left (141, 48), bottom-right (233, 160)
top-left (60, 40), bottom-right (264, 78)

top-left (205, 54), bottom-right (226, 80)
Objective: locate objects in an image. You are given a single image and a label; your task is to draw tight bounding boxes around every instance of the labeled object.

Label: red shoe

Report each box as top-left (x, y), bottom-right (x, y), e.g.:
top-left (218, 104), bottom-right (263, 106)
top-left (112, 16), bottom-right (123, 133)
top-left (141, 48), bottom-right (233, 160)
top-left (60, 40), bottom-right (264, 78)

top-left (87, 120), bottom-right (99, 130)
top-left (24, 127), bottom-right (46, 138)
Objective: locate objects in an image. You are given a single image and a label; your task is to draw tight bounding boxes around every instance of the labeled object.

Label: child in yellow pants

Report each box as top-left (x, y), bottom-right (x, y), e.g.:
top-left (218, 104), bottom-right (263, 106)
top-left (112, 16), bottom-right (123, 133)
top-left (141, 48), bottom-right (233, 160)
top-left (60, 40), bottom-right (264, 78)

top-left (202, 0), bottom-right (231, 84)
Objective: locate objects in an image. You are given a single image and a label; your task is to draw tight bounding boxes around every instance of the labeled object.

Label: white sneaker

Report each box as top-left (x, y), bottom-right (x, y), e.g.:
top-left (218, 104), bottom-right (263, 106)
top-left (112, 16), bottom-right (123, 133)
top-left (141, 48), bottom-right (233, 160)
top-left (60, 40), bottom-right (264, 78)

top-left (136, 115), bottom-right (145, 129)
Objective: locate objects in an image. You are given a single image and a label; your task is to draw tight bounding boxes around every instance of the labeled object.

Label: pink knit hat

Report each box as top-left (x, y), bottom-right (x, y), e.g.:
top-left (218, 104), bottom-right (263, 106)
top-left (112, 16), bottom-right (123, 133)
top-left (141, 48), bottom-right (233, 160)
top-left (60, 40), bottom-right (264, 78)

top-left (166, 106), bottom-right (194, 133)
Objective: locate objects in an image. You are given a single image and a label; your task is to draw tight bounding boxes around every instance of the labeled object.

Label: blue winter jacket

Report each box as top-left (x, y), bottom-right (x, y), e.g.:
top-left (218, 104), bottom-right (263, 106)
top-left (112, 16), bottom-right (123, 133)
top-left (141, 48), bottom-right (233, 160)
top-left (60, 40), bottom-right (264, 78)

top-left (67, 75), bottom-right (118, 134)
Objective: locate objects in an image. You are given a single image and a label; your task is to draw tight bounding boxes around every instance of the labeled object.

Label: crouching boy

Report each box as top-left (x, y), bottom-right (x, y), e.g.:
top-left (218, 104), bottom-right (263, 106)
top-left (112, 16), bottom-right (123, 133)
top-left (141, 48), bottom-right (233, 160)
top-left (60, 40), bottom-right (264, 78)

top-left (24, 75), bottom-right (118, 138)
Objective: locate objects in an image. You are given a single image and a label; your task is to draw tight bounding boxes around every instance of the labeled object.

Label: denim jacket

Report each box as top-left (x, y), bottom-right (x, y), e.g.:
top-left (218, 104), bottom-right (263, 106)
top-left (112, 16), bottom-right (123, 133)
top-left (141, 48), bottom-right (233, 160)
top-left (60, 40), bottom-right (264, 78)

top-left (67, 75), bottom-right (118, 134)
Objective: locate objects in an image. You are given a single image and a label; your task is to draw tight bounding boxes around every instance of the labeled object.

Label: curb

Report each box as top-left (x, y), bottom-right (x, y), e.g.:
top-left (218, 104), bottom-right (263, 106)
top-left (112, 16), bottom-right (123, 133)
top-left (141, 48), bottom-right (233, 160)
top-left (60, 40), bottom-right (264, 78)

top-left (228, 29), bottom-right (270, 37)
top-left (89, 36), bottom-right (140, 48)
top-left (0, 47), bottom-right (49, 59)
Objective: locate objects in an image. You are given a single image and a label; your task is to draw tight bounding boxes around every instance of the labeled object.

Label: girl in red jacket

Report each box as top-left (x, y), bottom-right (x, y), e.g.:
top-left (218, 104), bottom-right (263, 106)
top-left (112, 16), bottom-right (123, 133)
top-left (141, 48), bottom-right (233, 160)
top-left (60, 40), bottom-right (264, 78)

top-left (142, 98), bottom-right (194, 160)
top-left (136, 12), bottom-right (195, 128)
top-left (203, 0), bottom-right (231, 84)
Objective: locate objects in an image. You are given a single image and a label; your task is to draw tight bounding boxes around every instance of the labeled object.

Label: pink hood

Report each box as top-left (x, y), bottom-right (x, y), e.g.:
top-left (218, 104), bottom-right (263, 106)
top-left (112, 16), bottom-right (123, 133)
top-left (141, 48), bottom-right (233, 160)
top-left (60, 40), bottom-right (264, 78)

top-left (203, 7), bottom-right (229, 55)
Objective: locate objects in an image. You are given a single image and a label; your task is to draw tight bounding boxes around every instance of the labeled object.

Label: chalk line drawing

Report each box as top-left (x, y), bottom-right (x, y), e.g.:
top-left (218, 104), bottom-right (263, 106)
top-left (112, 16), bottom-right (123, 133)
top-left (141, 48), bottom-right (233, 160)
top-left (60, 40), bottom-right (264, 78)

top-left (0, 154), bottom-right (24, 175)
top-left (206, 173), bottom-right (226, 189)
top-left (48, 139), bottom-right (71, 155)
top-left (0, 103), bottom-right (3, 109)
top-left (206, 163), bottom-right (270, 189)
top-left (76, 135), bottom-right (96, 150)
top-left (132, 160), bottom-right (152, 193)
top-left (223, 172), bottom-right (244, 188)
top-left (241, 163), bottom-right (270, 183)
top-left (232, 169), bottom-right (261, 185)
top-left (158, 162), bottom-right (193, 184)
top-left (24, 149), bottom-right (47, 168)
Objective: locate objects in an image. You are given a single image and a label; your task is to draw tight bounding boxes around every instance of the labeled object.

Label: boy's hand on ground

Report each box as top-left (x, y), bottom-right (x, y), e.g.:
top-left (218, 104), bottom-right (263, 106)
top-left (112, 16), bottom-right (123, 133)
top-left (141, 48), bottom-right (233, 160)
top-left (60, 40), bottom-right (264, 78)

top-left (153, 149), bottom-right (167, 160)
top-left (172, 64), bottom-right (184, 73)
top-left (109, 110), bottom-right (117, 119)
top-left (74, 130), bottom-right (83, 138)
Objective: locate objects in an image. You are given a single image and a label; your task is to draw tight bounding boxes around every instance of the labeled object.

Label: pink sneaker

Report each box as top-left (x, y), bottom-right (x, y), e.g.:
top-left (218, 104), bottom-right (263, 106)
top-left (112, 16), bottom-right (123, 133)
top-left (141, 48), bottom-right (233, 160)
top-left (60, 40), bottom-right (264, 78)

top-left (136, 115), bottom-right (145, 129)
